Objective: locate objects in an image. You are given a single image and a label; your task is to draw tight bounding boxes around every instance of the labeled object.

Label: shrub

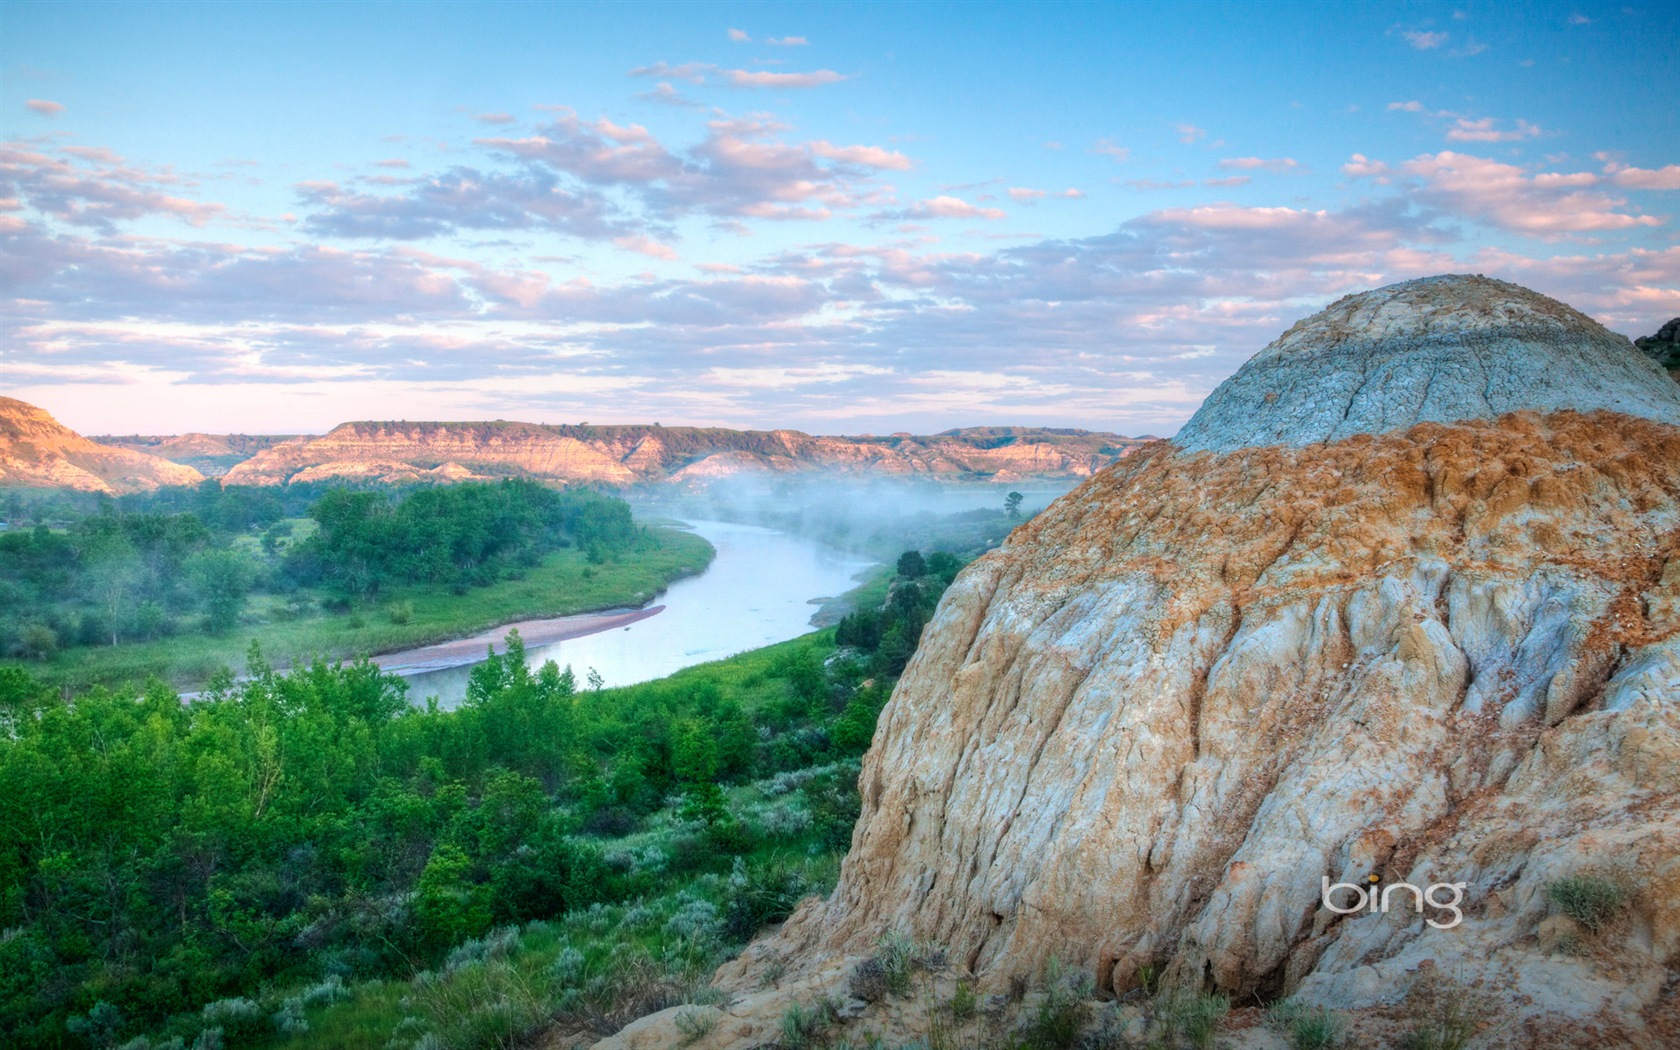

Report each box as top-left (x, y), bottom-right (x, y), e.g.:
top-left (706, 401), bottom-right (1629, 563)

top-left (388, 599), bottom-right (415, 625)
top-left (949, 979), bottom-right (978, 1020)
top-left (721, 857), bottom-right (812, 942)
top-left (1268, 999), bottom-right (1343, 1050)
top-left (779, 997), bottom-right (838, 1050)
top-left (1547, 875), bottom-right (1627, 933)
top-left (847, 956), bottom-right (889, 1003)
top-left (549, 946), bottom-right (588, 989)
top-left (1398, 974), bottom-right (1490, 1050)
top-left (66, 1001), bottom-right (123, 1048)
top-left (199, 998), bottom-right (265, 1041)
top-left (271, 998), bottom-right (308, 1035)
top-left (674, 1005), bottom-right (718, 1045)
top-left (665, 897), bottom-right (725, 946)
top-left (405, 958), bottom-right (553, 1050)
top-left (1157, 991), bottom-right (1228, 1049)
top-left (299, 974), bottom-right (349, 1008)
top-left (1016, 959), bottom-right (1093, 1050)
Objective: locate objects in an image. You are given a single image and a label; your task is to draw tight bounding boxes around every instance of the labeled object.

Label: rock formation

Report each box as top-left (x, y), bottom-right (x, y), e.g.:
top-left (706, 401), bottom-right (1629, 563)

top-left (1637, 317), bottom-right (1680, 378)
top-left (598, 276), bottom-right (1680, 1048)
top-left (0, 397), bottom-right (204, 494)
top-left (1176, 274), bottom-right (1680, 452)
top-left (217, 422), bottom-right (1143, 488)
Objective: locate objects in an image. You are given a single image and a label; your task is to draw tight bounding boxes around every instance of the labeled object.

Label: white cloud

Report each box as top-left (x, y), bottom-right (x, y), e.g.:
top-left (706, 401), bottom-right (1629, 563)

top-left (1091, 139), bottom-right (1130, 162)
top-left (614, 234), bottom-right (678, 260)
top-left (1445, 117), bottom-right (1543, 142)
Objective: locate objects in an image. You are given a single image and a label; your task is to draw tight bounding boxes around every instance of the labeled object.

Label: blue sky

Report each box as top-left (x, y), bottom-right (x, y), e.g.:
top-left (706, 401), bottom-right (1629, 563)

top-left (2, 0), bottom-right (1677, 436)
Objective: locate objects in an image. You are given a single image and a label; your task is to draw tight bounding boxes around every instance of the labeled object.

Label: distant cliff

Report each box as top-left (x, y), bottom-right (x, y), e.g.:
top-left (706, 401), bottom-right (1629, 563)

top-left (0, 397), bottom-right (205, 494)
top-left (93, 433), bottom-right (300, 478)
top-left (216, 423), bottom-right (1147, 487)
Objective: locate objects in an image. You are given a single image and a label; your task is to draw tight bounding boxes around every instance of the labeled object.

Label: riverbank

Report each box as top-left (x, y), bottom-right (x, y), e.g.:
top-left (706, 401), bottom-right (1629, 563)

top-left (20, 524), bottom-right (715, 693)
top-left (372, 605), bottom-right (664, 675)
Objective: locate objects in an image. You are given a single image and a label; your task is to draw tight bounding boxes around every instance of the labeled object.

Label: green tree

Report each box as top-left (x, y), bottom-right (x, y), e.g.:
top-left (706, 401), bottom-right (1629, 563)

top-left (415, 841), bottom-right (491, 952)
top-left (187, 549), bottom-right (256, 633)
top-left (672, 719), bottom-right (720, 785)
top-left (1004, 491), bottom-right (1024, 519)
top-left (896, 549), bottom-right (927, 578)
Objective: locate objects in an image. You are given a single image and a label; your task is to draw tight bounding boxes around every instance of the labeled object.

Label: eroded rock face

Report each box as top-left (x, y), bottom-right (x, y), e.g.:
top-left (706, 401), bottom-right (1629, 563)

top-left (1174, 275), bottom-right (1680, 453)
top-left (682, 277), bottom-right (1680, 1048)
top-left (0, 397), bottom-right (204, 494)
top-left (219, 422), bottom-right (1142, 487)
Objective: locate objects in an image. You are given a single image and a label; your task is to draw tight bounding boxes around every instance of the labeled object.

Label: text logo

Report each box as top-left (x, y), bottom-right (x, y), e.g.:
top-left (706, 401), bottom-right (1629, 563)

top-left (1321, 874), bottom-right (1466, 930)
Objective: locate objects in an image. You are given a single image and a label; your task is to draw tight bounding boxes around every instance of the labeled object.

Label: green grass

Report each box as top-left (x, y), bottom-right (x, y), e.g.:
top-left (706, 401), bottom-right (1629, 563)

top-left (18, 525), bottom-right (713, 692)
top-left (1547, 874), bottom-right (1628, 933)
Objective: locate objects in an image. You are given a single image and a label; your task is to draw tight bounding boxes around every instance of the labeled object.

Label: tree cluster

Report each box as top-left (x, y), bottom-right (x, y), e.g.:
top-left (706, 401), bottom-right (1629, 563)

top-left (834, 549), bottom-right (964, 676)
top-left (281, 480), bottom-right (639, 601)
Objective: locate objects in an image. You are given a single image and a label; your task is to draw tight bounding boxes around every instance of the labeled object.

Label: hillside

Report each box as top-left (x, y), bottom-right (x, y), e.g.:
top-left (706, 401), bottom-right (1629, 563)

top-left (216, 422), bottom-right (1148, 487)
top-left (597, 276), bottom-right (1680, 1048)
top-left (92, 432), bottom-right (300, 477)
top-left (0, 397), bottom-right (204, 495)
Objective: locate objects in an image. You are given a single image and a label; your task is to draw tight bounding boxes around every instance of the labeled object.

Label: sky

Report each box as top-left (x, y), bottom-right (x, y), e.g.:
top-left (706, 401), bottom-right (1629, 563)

top-left (2, 1), bottom-right (1677, 438)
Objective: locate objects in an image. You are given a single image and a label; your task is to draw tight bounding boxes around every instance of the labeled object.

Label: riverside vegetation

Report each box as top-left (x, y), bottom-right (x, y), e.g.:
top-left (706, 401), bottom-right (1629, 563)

top-left (0, 479), bottom-right (708, 691)
top-left (0, 535), bottom-right (968, 1050)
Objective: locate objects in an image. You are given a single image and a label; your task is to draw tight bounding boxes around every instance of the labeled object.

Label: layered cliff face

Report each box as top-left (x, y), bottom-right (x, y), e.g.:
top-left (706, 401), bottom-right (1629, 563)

top-left (608, 276), bottom-right (1680, 1048)
top-left (0, 397), bottom-right (205, 494)
top-left (219, 422), bottom-right (1141, 487)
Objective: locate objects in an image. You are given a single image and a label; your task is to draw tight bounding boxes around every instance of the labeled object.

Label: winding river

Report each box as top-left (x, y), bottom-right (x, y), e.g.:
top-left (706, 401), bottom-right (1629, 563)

top-left (397, 520), bottom-right (876, 707)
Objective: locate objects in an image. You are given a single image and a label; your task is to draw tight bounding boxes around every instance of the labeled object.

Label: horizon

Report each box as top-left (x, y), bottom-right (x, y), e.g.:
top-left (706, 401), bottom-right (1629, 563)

top-left (3, 0), bottom-right (1678, 437)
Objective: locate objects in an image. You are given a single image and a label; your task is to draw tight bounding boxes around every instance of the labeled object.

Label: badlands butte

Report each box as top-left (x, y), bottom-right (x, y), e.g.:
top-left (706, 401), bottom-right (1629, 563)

top-left (0, 409), bottom-right (1146, 493)
top-left (98, 424), bottom-right (1140, 489)
top-left (589, 276), bottom-right (1680, 1050)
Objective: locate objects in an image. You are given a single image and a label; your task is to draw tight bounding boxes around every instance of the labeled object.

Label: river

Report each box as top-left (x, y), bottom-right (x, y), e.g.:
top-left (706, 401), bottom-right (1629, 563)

top-left (397, 520), bottom-right (877, 707)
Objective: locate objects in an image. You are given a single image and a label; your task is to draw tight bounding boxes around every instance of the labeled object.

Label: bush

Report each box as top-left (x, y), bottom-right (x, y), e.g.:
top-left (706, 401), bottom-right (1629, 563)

top-left (1398, 973), bottom-right (1490, 1050)
top-left (388, 599), bottom-right (415, 625)
top-left (1016, 959), bottom-right (1093, 1050)
top-left (404, 958), bottom-right (553, 1050)
top-left (1547, 875), bottom-right (1627, 933)
top-left (779, 997), bottom-right (838, 1050)
top-left (674, 1005), bottom-right (718, 1045)
top-left (199, 998), bottom-right (264, 1042)
top-left (721, 857), bottom-right (812, 943)
top-left (1269, 999), bottom-right (1343, 1050)
top-left (1156, 991), bottom-right (1228, 1049)
top-left (847, 956), bottom-right (889, 1003)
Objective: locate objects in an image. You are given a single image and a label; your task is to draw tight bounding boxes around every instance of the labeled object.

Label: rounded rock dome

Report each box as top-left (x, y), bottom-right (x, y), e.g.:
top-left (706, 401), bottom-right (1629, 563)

top-left (1172, 273), bottom-right (1680, 453)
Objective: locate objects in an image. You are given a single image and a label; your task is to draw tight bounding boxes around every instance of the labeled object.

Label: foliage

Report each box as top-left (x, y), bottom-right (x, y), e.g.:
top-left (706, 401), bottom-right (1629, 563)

top-left (0, 613), bottom-right (911, 1048)
top-left (1546, 875), bottom-right (1627, 933)
top-left (1397, 973), bottom-right (1491, 1050)
top-left (1015, 959), bottom-right (1092, 1050)
top-left (0, 480), bottom-right (646, 672)
top-left (1268, 999), bottom-right (1343, 1050)
top-left (283, 480), bottom-right (639, 600)
top-left (834, 548), bottom-right (965, 677)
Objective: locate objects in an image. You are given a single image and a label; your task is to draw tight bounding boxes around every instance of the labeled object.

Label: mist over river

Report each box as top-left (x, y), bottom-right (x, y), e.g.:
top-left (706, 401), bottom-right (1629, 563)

top-left (398, 520), bottom-right (876, 707)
